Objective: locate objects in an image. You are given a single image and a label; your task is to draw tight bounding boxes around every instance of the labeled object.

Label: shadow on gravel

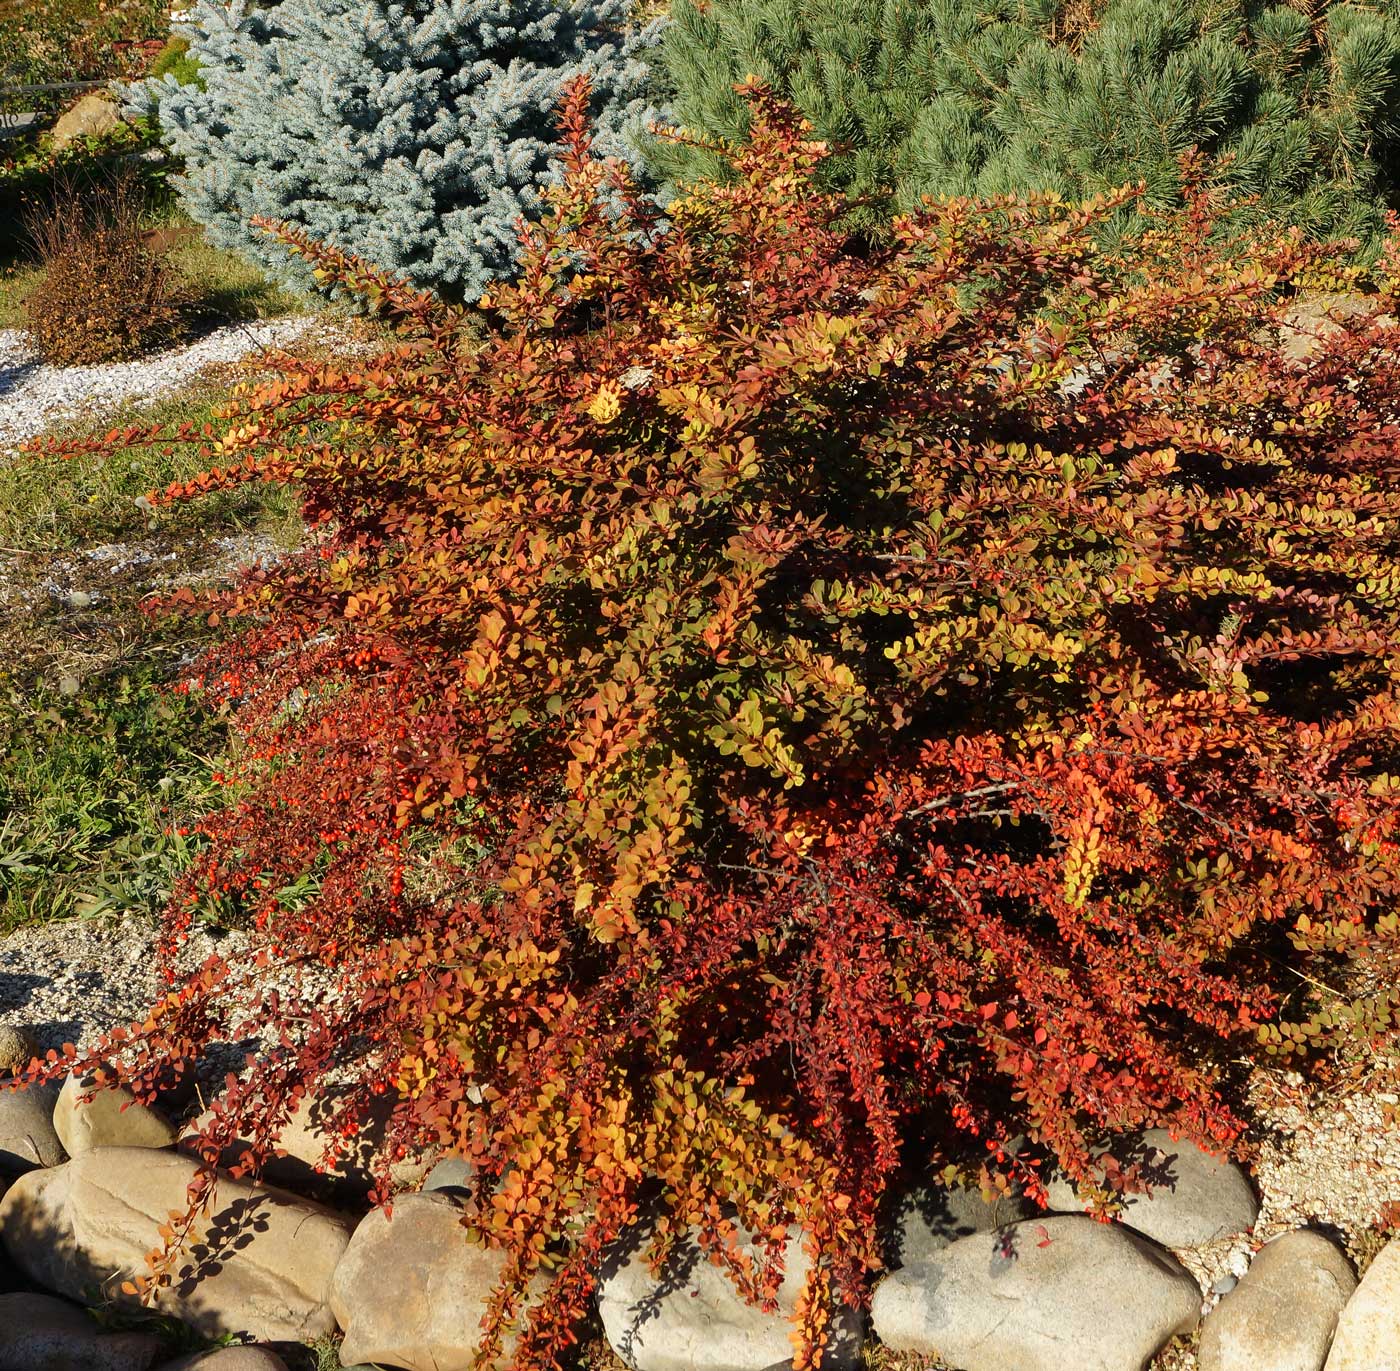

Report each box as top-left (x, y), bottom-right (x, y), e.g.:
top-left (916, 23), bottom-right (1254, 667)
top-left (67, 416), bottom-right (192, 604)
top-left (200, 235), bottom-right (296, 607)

top-left (0, 969), bottom-right (87, 1047)
top-left (0, 969), bottom-right (86, 1048)
top-left (0, 358), bottom-right (39, 403)
top-left (0, 971), bottom-right (46, 1013)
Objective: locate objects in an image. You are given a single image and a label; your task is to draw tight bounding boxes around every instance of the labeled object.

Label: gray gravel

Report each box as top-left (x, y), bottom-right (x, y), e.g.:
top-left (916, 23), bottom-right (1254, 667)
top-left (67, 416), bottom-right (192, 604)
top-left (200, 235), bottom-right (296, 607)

top-left (0, 912), bottom-right (367, 1132)
top-left (0, 914), bottom-right (247, 1056)
top-left (0, 316), bottom-right (326, 453)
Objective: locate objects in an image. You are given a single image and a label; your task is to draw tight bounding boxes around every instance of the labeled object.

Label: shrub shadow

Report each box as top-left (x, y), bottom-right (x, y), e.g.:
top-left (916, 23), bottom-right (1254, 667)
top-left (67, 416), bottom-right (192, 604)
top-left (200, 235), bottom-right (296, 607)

top-left (0, 358), bottom-right (39, 402)
top-left (595, 1208), bottom-right (702, 1367)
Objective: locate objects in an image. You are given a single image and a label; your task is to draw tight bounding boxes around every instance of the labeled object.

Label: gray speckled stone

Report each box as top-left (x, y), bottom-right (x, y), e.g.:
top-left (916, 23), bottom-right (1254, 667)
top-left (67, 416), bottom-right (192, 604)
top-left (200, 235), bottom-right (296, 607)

top-left (598, 1209), bottom-right (865, 1371)
top-left (0, 1082), bottom-right (64, 1175)
top-left (1045, 1128), bottom-right (1257, 1248)
top-left (421, 1155), bottom-right (475, 1195)
top-left (882, 1181), bottom-right (1031, 1269)
top-left (0, 1291), bottom-right (163, 1370)
top-left (872, 1214), bottom-right (1200, 1371)
top-left (156, 1349), bottom-right (290, 1371)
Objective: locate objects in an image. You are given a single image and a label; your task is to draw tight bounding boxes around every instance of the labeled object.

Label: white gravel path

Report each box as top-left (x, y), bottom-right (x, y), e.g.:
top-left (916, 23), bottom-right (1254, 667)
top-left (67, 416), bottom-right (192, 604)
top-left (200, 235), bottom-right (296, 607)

top-left (0, 315), bottom-right (325, 453)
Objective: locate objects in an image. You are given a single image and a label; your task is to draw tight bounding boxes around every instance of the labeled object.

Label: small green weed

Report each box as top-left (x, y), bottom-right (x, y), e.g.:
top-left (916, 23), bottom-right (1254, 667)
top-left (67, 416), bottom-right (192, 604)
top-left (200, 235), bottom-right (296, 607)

top-left (88, 1298), bottom-right (234, 1353)
top-left (147, 33), bottom-right (203, 90)
top-left (289, 1336), bottom-right (381, 1371)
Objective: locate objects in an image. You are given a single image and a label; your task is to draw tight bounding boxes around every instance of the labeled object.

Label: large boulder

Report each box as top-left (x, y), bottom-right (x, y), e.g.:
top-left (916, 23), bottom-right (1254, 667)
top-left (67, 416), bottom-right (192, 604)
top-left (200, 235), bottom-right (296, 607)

top-left (597, 1213), bottom-right (865, 1371)
top-left (0, 1146), bottom-right (353, 1341)
top-left (0, 1083), bottom-right (65, 1176)
top-left (1199, 1229), bottom-right (1354, 1371)
top-left (0, 1291), bottom-right (165, 1370)
top-left (871, 1214), bottom-right (1200, 1371)
top-left (0, 1180), bottom-right (17, 1294)
top-left (1324, 1236), bottom-right (1400, 1371)
top-left (53, 1073), bottom-right (179, 1157)
top-left (882, 1180), bottom-right (1031, 1269)
top-left (330, 1191), bottom-right (515, 1369)
top-left (50, 92), bottom-right (122, 151)
top-left (1045, 1128), bottom-right (1257, 1248)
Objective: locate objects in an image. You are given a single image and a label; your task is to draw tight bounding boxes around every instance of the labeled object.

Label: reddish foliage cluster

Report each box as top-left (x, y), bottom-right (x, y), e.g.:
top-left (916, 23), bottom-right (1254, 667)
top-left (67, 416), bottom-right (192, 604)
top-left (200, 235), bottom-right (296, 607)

top-left (26, 84), bottom-right (1400, 1362)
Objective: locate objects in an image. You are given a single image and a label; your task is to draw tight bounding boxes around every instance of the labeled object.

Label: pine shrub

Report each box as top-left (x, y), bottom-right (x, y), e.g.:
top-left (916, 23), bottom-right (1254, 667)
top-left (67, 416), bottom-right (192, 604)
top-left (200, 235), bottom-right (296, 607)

top-left (24, 174), bottom-right (186, 366)
top-left (35, 87), bottom-right (1400, 1361)
top-left (129, 0), bottom-right (665, 301)
top-left (147, 34), bottom-right (203, 90)
top-left (652, 0), bottom-right (1400, 249)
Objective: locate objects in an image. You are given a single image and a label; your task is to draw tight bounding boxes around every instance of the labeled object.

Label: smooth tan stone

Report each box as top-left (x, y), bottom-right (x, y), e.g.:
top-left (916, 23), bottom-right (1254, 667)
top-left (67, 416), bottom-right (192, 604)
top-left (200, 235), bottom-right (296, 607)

top-left (330, 1192), bottom-right (515, 1369)
top-left (0, 1146), bottom-right (353, 1341)
top-left (1200, 1229), bottom-right (1354, 1371)
top-left (1279, 293), bottom-right (1396, 363)
top-left (157, 1349), bottom-right (290, 1370)
top-left (180, 1088), bottom-right (423, 1203)
top-left (1324, 1237), bottom-right (1400, 1371)
top-left (53, 1072), bottom-right (178, 1157)
top-left (50, 92), bottom-right (121, 151)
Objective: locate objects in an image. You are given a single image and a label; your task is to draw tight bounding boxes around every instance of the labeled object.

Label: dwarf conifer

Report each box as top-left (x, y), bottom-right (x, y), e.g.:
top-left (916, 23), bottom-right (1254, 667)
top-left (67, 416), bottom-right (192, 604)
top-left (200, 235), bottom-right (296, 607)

top-left (133, 0), bottom-right (664, 299)
top-left (653, 0), bottom-right (1400, 249)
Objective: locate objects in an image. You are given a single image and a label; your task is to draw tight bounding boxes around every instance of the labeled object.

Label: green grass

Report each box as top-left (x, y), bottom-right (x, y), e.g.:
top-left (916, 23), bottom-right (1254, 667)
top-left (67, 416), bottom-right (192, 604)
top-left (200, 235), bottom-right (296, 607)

top-left (0, 255), bottom-right (32, 328)
top-left (0, 380), bottom-right (302, 552)
top-left (0, 379), bottom-right (305, 933)
top-left (0, 160), bottom-right (372, 933)
top-left (171, 231), bottom-right (310, 324)
top-left (0, 637), bottom-right (224, 932)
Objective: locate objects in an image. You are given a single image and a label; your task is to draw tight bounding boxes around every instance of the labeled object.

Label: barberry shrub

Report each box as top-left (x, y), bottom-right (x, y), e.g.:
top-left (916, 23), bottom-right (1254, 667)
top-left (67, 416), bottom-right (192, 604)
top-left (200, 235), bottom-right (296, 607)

top-left (24, 172), bottom-right (186, 365)
top-left (128, 0), bottom-right (665, 301)
top-left (651, 0), bottom-right (1400, 250)
top-left (35, 87), bottom-right (1400, 1362)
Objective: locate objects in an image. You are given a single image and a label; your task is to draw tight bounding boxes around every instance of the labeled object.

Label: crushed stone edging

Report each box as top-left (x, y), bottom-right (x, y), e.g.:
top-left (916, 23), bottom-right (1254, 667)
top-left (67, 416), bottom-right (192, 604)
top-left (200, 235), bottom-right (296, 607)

top-left (0, 315), bottom-right (328, 453)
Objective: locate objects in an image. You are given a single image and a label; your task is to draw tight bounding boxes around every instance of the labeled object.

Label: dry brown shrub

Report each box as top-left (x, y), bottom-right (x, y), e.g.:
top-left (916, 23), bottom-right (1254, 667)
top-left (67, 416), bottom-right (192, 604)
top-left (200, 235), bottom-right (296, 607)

top-left (23, 171), bottom-right (187, 366)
